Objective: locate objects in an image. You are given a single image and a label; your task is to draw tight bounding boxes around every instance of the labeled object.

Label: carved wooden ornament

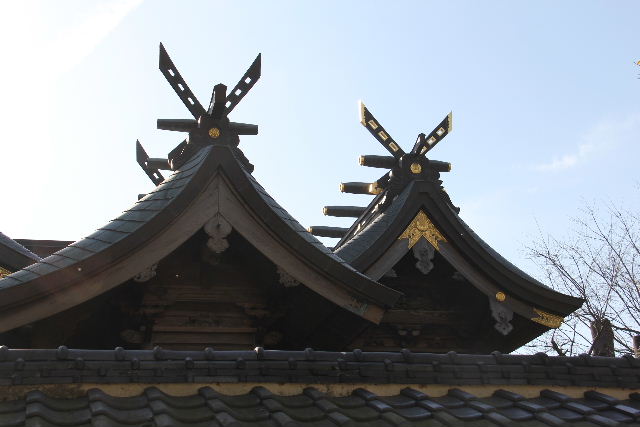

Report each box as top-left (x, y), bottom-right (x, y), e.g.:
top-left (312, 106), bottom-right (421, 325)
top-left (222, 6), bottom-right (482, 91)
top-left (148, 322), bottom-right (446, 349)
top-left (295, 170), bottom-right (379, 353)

top-left (489, 298), bottom-right (514, 336)
top-left (204, 215), bottom-right (233, 254)
top-left (276, 266), bottom-right (300, 287)
top-left (133, 264), bottom-right (157, 283)
top-left (412, 239), bottom-right (435, 275)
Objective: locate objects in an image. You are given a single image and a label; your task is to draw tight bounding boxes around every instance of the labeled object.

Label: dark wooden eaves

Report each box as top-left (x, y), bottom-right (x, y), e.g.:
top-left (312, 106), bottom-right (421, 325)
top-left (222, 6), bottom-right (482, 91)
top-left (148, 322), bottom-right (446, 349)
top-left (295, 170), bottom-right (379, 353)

top-left (0, 145), bottom-right (399, 332)
top-left (0, 146), bottom-right (211, 332)
top-left (216, 147), bottom-right (401, 314)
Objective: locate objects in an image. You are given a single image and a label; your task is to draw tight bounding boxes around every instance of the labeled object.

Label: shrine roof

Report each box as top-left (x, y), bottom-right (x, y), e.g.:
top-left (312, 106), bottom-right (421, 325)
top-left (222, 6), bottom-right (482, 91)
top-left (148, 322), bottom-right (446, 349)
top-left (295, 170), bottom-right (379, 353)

top-left (0, 347), bottom-right (639, 427)
top-left (0, 145), bottom-right (209, 292)
top-left (332, 178), bottom-right (582, 324)
top-left (0, 143), bottom-right (400, 333)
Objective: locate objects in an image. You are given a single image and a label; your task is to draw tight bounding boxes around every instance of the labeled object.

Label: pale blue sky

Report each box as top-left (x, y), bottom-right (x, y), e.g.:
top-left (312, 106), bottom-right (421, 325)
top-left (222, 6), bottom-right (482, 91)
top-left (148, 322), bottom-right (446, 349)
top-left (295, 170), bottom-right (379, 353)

top-left (1, 1), bottom-right (638, 281)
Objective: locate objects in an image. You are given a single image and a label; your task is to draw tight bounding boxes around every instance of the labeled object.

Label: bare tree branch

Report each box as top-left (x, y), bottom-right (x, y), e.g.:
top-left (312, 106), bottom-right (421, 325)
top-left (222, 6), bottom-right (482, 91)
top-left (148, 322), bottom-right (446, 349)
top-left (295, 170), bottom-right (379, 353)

top-left (526, 200), bottom-right (640, 356)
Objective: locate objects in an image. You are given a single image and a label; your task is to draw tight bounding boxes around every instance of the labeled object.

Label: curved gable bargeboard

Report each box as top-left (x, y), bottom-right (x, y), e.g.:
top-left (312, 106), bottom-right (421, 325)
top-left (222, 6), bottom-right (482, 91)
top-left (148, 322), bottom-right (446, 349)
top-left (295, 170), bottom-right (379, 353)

top-left (423, 184), bottom-right (582, 316)
top-left (201, 147), bottom-right (401, 322)
top-left (0, 146), bottom-right (400, 332)
top-left (335, 182), bottom-right (417, 275)
top-left (335, 180), bottom-right (582, 323)
top-left (220, 186), bottom-right (391, 322)
top-left (0, 146), bottom-right (216, 332)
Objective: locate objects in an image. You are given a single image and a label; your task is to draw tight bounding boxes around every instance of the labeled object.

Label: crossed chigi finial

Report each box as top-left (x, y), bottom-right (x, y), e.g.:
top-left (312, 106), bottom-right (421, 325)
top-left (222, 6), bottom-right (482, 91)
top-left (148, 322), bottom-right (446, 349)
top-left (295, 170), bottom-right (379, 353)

top-left (137, 43), bottom-right (261, 185)
top-left (355, 102), bottom-right (452, 209)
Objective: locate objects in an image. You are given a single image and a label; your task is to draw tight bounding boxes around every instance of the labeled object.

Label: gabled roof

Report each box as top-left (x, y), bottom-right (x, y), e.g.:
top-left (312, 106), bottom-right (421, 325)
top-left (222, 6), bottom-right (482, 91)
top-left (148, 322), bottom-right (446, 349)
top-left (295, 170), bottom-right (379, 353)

top-left (333, 177), bottom-right (582, 326)
top-left (0, 144), bottom-right (400, 334)
top-left (0, 231), bottom-right (40, 272)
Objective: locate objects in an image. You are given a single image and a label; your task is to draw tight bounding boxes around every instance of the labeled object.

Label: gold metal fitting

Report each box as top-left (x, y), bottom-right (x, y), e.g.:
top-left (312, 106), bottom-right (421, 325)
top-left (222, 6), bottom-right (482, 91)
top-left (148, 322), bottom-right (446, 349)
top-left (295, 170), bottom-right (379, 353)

top-left (410, 162), bottom-right (422, 174)
top-left (495, 291), bottom-right (506, 302)
top-left (368, 182), bottom-right (383, 195)
top-left (358, 156), bottom-right (365, 166)
top-left (322, 207), bottom-right (328, 215)
top-left (339, 183), bottom-right (346, 192)
top-left (531, 308), bottom-right (564, 328)
top-left (208, 127), bottom-right (221, 139)
top-left (399, 210), bottom-right (447, 249)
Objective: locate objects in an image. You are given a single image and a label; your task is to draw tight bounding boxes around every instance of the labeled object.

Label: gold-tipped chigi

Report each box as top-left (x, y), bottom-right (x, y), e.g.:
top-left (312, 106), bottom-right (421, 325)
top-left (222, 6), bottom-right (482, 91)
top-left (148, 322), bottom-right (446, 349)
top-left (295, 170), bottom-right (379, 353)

top-left (354, 100), bottom-right (454, 205)
top-left (359, 100), bottom-right (367, 126)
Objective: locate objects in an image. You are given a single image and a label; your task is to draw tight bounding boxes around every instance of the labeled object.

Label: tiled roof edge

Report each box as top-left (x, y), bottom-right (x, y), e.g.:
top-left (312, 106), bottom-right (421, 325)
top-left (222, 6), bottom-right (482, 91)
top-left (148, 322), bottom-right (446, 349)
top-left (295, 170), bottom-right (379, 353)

top-left (1, 385), bottom-right (639, 427)
top-left (1, 346), bottom-right (638, 388)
